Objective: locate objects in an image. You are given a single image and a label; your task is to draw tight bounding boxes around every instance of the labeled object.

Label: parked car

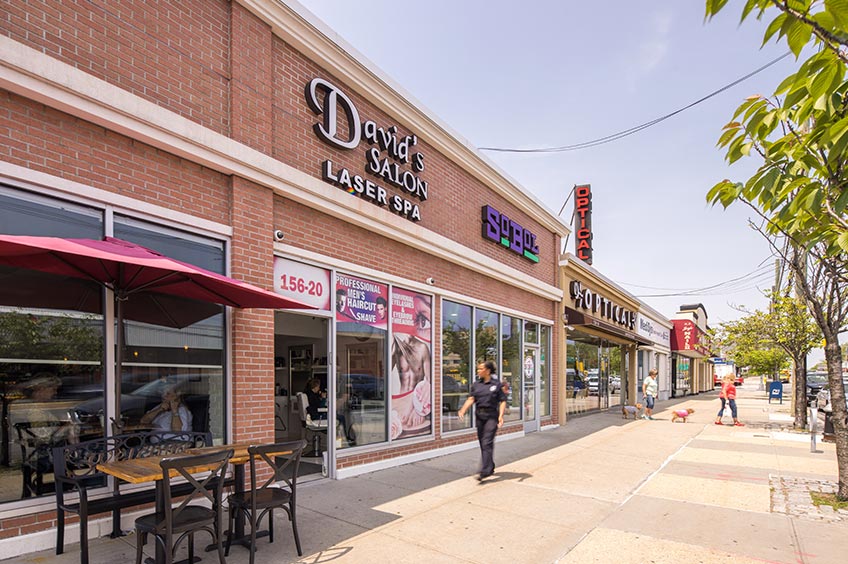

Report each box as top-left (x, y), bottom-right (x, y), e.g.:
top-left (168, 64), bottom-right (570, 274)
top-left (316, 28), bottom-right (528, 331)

top-left (441, 375), bottom-right (465, 412)
top-left (71, 375), bottom-right (209, 434)
top-left (806, 371), bottom-right (828, 406)
top-left (587, 374), bottom-right (599, 396)
top-left (609, 375), bottom-right (621, 393)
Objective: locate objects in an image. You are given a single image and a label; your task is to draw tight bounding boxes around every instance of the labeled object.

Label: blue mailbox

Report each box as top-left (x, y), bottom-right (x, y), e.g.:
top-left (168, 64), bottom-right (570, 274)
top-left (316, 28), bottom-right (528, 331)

top-left (768, 381), bottom-right (783, 404)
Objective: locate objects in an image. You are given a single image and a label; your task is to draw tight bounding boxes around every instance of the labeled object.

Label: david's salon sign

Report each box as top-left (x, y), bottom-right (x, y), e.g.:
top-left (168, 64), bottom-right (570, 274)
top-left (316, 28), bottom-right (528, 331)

top-left (569, 280), bottom-right (635, 330)
top-left (306, 78), bottom-right (427, 222)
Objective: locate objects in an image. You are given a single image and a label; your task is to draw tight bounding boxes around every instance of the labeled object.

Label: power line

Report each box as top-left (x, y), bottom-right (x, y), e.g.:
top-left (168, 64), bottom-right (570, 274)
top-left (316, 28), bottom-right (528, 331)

top-left (622, 262), bottom-right (777, 298)
top-left (633, 273), bottom-right (774, 298)
top-left (619, 263), bottom-right (774, 292)
top-left (478, 52), bottom-right (792, 154)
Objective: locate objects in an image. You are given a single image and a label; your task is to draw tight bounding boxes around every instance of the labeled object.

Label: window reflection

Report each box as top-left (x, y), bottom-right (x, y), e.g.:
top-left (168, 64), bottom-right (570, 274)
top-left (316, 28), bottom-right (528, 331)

top-left (540, 325), bottom-right (551, 417)
top-left (1, 305), bottom-right (104, 502)
top-left (113, 218), bottom-right (226, 444)
top-left (501, 316), bottom-right (521, 422)
top-left (0, 188), bottom-right (104, 503)
top-left (441, 301), bottom-right (471, 432)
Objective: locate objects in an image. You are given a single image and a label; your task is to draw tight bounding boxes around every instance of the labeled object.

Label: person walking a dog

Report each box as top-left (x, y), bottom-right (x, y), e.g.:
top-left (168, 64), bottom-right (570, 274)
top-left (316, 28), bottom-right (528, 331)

top-left (458, 360), bottom-right (507, 481)
top-left (642, 368), bottom-right (658, 420)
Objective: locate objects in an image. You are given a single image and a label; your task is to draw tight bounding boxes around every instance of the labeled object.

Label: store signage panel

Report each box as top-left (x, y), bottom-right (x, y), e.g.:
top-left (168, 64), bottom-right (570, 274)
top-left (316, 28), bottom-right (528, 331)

top-left (335, 272), bottom-right (389, 329)
top-left (636, 313), bottom-right (670, 348)
top-left (306, 78), bottom-right (427, 222)
top-left (273, 257), bottom-right (331, 309)
top-left (574, 184), bottom-right (593, 264)
top-left (481, 205), bottom-right (540, 263)
top-left (671, 319), bottom-right (709, 355)
top-left (568, 280), bottom-right (635, 330)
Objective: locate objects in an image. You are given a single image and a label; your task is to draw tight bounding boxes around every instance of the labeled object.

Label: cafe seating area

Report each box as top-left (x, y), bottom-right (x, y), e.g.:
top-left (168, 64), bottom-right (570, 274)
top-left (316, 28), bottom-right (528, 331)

top-left (48, 430), bottom-right (309, 564)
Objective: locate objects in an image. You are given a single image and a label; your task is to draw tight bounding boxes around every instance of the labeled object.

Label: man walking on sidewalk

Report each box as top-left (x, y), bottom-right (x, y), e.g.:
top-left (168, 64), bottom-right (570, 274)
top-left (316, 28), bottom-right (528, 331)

top-left (642, 368), bottom-right (658, 420)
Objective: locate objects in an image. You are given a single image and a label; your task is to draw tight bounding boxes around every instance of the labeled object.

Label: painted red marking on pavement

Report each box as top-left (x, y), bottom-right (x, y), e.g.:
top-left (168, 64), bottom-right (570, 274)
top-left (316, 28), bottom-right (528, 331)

top-left (692, 470), bottom-right (768, 482)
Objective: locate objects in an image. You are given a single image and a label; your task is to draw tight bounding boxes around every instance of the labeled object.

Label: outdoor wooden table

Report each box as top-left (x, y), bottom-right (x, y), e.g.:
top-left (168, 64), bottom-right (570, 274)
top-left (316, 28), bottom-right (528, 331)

top-left (96, 443), bottom-right (291, 564)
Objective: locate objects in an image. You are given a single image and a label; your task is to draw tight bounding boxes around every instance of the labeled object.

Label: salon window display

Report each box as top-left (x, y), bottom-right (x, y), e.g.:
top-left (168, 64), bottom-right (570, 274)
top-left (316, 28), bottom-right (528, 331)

top-left (336, 273), bottom-right (388, 448)
top-left (390, 289), bottom-right (432, 439)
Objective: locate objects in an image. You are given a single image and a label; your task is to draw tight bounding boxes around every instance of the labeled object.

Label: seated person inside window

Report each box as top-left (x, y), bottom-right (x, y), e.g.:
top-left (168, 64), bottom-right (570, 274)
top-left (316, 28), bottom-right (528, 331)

top-left (304, 378), bottom-right (326, 421)
top-left (140, 385), bottom-right (193, 433)
top-left (22, 373), bottom-right (78, 445)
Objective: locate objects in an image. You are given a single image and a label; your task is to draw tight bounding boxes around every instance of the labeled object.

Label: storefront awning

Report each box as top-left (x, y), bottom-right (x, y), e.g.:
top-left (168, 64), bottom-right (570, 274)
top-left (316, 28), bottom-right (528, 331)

top-left (564, 306), bottom-right (652, 346)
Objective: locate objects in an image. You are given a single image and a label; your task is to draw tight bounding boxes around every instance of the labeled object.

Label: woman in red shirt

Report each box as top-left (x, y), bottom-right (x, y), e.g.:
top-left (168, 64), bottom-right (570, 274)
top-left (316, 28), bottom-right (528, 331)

top-left (714, 375), bottom-right (744, 426)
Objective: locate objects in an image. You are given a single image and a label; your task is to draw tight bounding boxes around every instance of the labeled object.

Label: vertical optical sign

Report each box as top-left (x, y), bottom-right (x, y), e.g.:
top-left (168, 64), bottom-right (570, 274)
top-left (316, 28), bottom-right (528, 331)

top-left (574, 184), bottom-right (593, 264)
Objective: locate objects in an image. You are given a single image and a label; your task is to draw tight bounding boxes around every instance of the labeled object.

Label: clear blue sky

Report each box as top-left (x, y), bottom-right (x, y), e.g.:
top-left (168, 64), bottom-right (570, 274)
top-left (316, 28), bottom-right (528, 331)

top-left (293, 1), bottom-right (819, 360)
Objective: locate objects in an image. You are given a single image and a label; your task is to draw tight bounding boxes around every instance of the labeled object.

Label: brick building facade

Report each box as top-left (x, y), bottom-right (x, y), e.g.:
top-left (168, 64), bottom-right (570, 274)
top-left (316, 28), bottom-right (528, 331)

top-left (0, 1), bottom-right (566, 556)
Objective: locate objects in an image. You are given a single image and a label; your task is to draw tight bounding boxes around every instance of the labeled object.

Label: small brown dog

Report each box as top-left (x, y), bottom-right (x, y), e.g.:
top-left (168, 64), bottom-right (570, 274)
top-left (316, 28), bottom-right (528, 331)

top-left (671, 408), bottom-right (695, 423)
top-left (621, 403), bottom-right (644, 419)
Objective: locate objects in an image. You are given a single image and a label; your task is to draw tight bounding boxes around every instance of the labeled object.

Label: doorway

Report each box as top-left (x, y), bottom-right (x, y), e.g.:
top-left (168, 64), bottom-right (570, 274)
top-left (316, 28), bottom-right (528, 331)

top-left (274, 312), bottom-right (331, 482)
top-left (522, 347), bottom-right (540, 432)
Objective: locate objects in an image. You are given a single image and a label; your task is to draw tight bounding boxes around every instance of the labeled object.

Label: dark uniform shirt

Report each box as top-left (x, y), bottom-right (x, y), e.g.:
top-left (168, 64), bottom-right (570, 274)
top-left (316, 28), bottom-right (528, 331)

top-left (470, 376), bottom-right (507, 419)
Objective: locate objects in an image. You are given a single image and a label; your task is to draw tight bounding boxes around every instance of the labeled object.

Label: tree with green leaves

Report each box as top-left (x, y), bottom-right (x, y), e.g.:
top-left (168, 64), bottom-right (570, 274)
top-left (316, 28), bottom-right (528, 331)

top-left (767, 293), bottom-right (821, 426)
top-left (713, 313), bottom-right (790, 379)
top-left (705, 0), bottom-right (848, 499)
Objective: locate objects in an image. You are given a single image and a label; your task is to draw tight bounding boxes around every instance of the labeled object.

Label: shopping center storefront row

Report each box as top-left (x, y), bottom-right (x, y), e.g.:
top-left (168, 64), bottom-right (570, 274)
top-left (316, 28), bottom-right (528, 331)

top-left (0, 1), bottom-right (568, 555)
top-left (559, 254), bottom-right (653, 417)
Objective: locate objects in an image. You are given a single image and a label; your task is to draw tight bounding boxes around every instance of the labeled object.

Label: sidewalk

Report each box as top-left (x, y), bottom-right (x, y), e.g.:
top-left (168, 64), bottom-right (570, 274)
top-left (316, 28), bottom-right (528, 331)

top-left (13, 386), bottom-right (846, 564)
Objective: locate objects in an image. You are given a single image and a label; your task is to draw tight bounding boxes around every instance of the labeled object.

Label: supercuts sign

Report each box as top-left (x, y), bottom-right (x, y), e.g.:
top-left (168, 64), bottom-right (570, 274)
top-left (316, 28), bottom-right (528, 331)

top-left (574, 184), bottom-right (593, 264)
top-left (569, 280), bottom-right (635, 330)
top-left (481, 205), bottom-right (540, 263)
top-left (305, 78), bottom-right (427, 222)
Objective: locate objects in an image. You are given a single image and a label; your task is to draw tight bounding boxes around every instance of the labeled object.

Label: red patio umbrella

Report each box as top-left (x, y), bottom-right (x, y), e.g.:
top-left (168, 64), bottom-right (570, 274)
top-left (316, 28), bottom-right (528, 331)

top-left (0, 235), bottom-right (314, 415)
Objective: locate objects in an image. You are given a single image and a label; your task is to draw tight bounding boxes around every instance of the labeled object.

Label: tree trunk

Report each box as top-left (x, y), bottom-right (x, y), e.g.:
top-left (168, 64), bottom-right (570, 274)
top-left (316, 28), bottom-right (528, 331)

top-left (793, 357), bottom-right (807, 429)
top-left (824, 339), bottom-right (848, 500)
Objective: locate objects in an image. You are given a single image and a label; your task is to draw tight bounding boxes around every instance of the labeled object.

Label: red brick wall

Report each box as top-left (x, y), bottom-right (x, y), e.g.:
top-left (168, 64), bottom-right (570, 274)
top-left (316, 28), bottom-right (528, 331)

top-left (1, 1), bottom-right (557, 287)
top-left (1, 0), bottom-right (232, 135)
top-left (0, 90), bottom-right (231, 223)
top-left (276, 196), bottom-right (554, 319)
top-left (230, 3), bottom-right (274, 152)
top-left (230, 177), bottom-right (276, 447)
top-left (270, 36), bottom-right (558, 288)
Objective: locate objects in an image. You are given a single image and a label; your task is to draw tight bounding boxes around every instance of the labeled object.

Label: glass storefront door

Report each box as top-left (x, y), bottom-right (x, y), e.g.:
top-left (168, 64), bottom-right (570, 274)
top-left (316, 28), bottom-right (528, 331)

top-left (567, 330), bottom-right (630, 415)
top-left (522, 347), bottom-right (539, 432)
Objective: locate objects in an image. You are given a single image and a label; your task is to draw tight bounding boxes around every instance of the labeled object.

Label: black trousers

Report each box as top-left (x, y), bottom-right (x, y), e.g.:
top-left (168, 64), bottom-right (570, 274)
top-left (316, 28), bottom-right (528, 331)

top-left (475, 416), bottom-right (498, 476)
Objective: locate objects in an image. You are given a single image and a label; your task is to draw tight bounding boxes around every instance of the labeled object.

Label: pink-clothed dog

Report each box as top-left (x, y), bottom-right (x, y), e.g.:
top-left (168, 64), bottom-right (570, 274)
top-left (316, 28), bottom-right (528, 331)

top-left (671, 408), bottom-right (694, 423)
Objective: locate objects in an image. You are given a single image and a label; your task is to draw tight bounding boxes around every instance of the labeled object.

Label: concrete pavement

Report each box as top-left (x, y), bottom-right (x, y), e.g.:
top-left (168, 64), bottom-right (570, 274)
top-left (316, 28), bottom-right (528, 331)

top-left (11, 384), bottom-right (846, 564)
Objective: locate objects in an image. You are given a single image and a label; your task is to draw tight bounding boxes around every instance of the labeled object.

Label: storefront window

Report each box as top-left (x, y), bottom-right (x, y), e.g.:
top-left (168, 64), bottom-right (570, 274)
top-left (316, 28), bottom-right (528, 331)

top-left (0, 187), bottom-right (104, 503)
top-left (540, 325), bottom-right (551, 417)
top-left (474, 309), bottom-right (499, 364)
top-left (112, 217), bottom-right (226, 444)
top-left (565, 331), bottom-right (601, 413)
top-left (336, 273), bottom-right (388, 447)
top-left (524, 321), bottom-right (538, 344)
top-left (441, 300), bottom-right (471, 432)
top-left (500, 316), bottom-right (521, 422)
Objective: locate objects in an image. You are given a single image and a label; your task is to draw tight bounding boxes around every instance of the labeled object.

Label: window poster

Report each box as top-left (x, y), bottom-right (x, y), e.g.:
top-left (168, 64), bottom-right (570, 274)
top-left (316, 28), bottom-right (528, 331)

top-left (390, 288), bottom-right (432, 439)
top-left (335, 273), bottom-right (389, 330)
